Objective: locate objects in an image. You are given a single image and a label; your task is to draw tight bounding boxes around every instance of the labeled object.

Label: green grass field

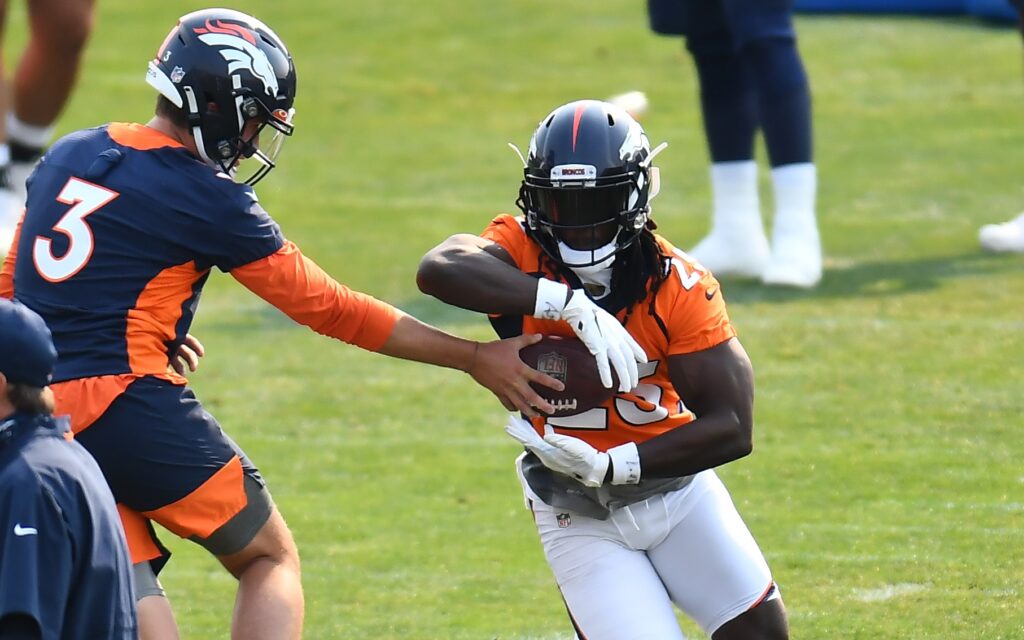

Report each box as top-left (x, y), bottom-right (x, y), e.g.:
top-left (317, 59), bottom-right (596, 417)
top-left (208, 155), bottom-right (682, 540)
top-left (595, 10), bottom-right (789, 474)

top-left (8, 1), bottom-right (1024, 638)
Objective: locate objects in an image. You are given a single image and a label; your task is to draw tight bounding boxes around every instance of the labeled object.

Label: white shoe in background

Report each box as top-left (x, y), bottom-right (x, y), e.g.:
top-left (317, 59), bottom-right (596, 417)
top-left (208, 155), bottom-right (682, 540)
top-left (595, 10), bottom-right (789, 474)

top-left (0, 186), bottom-right (18, 258)
top-left (8, 160), bottom-right (33, 206)
top-left (761, 225), bottom-right (822, 288)
top-left (691, 160), bottom-right (771, 278)
top-left (979, 213), bottom-right (1024, 253)
top-left (761, 163), bottom-right (821, 288)
top-left (689, 227), bottom-right (771, 278)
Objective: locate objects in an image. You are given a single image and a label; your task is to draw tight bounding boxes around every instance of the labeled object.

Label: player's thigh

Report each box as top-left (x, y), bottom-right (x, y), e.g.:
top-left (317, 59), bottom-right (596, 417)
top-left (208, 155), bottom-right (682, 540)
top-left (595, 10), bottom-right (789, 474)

top-left (531, 505), bottom-right (684, 640)
top-left (217, 505), bottom-right (299, 579)
top-left (718, 0), bottom-right (795, 46)
top-left (649, 0), bottom-right (729, 38)
top-left (75, 378), bottom-right (273, 558)
top-left (648, 471), bottom-right (776, 636)
top-left (25, 0), bottom-right (94, 50)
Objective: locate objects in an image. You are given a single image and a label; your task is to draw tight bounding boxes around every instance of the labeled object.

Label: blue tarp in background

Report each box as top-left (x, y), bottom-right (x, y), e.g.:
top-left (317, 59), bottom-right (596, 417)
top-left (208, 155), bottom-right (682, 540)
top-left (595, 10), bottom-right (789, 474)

top-left (794, 0), bottom-right (1018, 22)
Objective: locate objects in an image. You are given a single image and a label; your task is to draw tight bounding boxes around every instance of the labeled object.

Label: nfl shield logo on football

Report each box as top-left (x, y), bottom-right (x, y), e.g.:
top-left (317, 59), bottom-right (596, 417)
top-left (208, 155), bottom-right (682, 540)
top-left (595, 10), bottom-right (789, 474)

top-left (556, 512), bottom-right (571, 528)
top-left (538, 352), bottom-right (568, 384)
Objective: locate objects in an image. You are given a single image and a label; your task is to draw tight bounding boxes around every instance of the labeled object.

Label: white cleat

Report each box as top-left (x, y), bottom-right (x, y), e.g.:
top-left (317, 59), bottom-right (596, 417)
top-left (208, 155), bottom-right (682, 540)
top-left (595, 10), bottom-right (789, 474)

top-left (0, 225), bottom-right (14, 258)
top-left (0, 186), bottom-right (20, 258)
top-left (762, 227), bottom-right (822, 288)
top-left (979, 213), bottom-right (1024, 253)
top-left (689, 228), bottom-right (771, 278)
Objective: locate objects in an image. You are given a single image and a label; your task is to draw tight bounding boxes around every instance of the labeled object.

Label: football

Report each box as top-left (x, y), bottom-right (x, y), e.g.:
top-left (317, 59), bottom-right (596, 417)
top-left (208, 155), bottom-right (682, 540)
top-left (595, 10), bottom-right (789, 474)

top-left (519, 335), bottom-right (616, 416)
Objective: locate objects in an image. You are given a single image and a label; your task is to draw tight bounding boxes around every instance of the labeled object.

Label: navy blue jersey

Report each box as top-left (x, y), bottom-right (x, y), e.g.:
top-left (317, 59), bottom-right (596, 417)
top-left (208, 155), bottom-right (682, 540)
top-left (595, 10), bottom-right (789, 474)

top-left (0, 413), bottom-right (136, 640)
top-left (10, 123), bottom-right (284, 383)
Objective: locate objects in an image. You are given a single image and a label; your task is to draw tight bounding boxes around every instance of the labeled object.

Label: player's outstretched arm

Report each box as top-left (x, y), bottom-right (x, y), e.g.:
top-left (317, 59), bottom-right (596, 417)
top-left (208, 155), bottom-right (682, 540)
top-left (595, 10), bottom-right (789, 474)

top-left (638, 337), bottom-right (756, 478)
top-left (230, 241), bottom-right (564, 417)
top-left (376, 315), bottom-right (561, 417)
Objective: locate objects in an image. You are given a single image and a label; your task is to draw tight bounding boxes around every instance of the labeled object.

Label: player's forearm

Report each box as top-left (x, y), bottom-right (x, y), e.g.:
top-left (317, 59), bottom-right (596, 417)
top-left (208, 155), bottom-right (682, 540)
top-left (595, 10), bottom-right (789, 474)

top-left (417, 235), bottom-right (541, 315)
top-left (232, 241), bottom-right (401, 351)
top-left (375, 315), bottom-right (477, 371)
top-left (636, 411), bottom-right (754, 479)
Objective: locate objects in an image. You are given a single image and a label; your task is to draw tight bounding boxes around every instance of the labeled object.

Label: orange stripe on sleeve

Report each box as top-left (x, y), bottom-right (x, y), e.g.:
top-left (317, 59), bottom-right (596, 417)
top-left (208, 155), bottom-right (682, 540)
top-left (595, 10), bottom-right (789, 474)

top-left (0, 210), bottom-right (25, 299)
top-left (231, 240), bottom-right (402, 352)
top-left (143, 455), bottom-right (247, 539)
top-left (127, 261), bottom-right (206, 380)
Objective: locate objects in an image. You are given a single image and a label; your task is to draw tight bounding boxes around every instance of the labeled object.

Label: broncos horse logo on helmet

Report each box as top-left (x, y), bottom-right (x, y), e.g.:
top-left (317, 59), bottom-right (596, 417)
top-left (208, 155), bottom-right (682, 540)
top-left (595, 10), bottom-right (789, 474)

top-left (193, 20), bottom-right (280, 100)
top-left (145, 8), bottom-right (297, 185)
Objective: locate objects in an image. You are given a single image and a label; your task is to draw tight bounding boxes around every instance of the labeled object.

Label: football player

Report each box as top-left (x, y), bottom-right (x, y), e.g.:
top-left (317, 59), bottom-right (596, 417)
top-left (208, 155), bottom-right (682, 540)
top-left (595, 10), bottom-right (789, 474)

top-left (0, 8), bottom-right (573, 640)
top-left (0, 0), bottom-right (96, 257)
top-left (418, 100), bottom-right (789, 639)
top-left (646, 0), bottom-right (821, 287)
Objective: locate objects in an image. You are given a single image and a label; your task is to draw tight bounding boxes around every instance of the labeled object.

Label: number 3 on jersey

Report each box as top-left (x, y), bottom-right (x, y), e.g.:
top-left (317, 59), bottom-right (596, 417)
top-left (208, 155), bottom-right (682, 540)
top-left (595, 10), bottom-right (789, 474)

top-left (33, 177), bottom-right (119, 282)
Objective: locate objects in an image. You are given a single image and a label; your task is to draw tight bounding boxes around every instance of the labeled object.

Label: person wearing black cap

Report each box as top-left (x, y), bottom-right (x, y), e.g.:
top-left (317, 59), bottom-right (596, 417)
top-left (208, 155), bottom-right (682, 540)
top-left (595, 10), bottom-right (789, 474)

top-left (0, 298), bottom-right (136, 640)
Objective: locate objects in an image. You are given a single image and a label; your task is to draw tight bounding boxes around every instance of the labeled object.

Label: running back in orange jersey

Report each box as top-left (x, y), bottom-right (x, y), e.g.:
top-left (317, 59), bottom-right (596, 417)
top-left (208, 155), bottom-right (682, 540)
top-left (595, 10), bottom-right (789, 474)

top-left (482, 213), bottom-right (736, 452)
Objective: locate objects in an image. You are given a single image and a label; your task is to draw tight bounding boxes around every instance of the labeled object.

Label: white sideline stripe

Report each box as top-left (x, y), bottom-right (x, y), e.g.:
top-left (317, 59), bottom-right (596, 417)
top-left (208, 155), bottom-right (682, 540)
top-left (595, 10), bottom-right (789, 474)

top-left (852, 583), bottom-right (927, 602)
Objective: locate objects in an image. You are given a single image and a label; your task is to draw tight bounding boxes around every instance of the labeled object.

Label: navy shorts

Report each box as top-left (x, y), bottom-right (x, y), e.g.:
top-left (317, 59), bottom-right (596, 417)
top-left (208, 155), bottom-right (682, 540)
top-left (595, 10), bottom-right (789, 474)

top-left (647, 0), bottom-right (795, 46)
top-left (71, 376), bottom-right (269, 567)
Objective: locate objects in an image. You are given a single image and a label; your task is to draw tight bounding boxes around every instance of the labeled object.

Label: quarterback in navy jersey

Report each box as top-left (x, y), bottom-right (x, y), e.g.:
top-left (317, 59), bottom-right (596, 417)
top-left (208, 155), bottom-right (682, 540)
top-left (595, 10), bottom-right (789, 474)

top-left (0, 8), bottom-right (563, 639)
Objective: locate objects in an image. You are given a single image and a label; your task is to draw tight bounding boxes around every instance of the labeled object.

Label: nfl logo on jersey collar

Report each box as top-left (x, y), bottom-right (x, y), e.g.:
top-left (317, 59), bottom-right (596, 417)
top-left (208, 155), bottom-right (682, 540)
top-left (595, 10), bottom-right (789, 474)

top-left (556, 513), bottom-right (571, 529)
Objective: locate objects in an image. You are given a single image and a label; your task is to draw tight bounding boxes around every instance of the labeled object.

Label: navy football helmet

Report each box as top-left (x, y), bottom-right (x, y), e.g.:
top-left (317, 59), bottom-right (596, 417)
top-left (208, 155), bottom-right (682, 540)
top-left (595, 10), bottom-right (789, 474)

top-left (516, 100), bottom-right (664, 268)
top-left (145, 8), bottom-right (297, 184)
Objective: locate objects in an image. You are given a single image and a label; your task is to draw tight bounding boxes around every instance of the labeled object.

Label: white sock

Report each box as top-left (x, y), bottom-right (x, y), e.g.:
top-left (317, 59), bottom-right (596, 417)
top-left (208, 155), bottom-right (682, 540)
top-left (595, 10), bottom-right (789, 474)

top-left (771, 163), bottom-right (817, 234)
top-left (710, 160), bottom-right (760, 230)
top-left (7, 113), bottom-right (55, 151)
top-left (0, 144), bottom-right (10, 168)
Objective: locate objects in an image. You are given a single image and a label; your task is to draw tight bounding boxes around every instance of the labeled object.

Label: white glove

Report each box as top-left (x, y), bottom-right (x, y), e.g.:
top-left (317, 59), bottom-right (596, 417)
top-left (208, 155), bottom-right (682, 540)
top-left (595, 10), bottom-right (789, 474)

top-left (533, 279), bottom-right (647, 393)
top-left (505, 415), bottom-right (641, 487)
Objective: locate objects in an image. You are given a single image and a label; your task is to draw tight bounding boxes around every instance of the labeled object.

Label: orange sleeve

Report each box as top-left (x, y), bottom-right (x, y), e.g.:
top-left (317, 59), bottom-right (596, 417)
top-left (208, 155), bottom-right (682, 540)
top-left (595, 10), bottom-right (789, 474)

top-left (480, 214), bottom-right (530, 268)
top-left (664, 252), bottom-right (736, 355)
top-left (0, 211), bottom-right (24, 299)
top-left (230, 240), bottom-right (402, 351)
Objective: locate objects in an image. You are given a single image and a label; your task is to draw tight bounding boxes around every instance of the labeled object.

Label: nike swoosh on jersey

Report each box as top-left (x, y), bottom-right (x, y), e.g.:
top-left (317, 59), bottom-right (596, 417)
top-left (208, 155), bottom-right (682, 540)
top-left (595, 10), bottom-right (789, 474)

top-left (705, 287), bottom-right (718, 301)
top-left (13, 524), bottom-right (38, 536)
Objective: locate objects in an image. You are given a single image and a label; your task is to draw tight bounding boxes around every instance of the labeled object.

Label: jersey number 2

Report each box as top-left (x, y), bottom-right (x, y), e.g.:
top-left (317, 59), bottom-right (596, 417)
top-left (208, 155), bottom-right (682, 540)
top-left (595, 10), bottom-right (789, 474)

top-left (33, 177), bottom-right (119, 282)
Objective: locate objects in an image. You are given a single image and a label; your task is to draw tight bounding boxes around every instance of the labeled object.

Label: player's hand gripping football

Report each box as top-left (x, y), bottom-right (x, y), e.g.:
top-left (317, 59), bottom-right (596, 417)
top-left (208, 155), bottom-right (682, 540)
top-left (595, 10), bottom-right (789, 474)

top-left (504, 415), bottom-right (641, 487)
top-left (534, 280), bottom-right (646, 393)
top-left (469, 334), bottom-right (565, 418)
top-left (170, 333), bottom-right (205, 376)
top-left (561, 290), bottom-right (646, 393)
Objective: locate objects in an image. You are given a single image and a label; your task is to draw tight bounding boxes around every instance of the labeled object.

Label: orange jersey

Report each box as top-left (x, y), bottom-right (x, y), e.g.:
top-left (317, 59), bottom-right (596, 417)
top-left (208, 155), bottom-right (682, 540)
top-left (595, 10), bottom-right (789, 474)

top-left (482, 214), bottom-right (736, 452)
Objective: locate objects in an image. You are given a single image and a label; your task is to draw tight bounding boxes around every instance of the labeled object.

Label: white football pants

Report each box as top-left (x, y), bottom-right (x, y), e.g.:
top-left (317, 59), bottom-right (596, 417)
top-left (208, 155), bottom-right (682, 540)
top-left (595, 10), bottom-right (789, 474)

top-left (518, 464), bottom-right (777, 639)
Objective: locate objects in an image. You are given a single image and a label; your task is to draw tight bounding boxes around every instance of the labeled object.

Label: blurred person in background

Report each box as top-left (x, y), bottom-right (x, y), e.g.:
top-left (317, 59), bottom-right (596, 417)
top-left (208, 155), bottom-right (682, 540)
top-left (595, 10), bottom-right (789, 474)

top-left (0, 0), bottom-right (96, 255)
top-left (978, 0), bottom-right (1024, 252)
top-left (646, 0), bottom-right (822, 287)
top-left (0, 298), bottom-right (136, 640)
top-left (0, 7), bottom-right (566, 640)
